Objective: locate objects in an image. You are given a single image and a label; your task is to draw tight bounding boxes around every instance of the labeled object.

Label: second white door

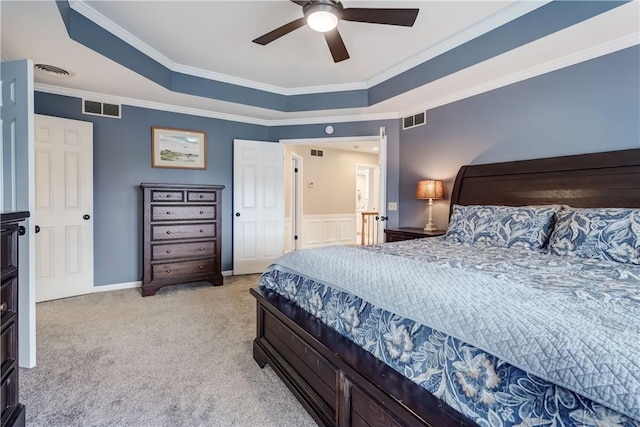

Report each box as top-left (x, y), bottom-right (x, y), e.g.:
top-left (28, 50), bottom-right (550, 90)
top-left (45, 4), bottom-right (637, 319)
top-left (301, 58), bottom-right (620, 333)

top-left (233, 139), bottom-right (284, 275)
top-left (34, 114), bottom-right (93, 302)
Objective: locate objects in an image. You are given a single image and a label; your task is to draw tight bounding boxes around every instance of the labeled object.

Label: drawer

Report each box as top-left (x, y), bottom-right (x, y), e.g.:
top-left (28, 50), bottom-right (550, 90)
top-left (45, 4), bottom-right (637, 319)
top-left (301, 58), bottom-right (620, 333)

top-left (151, 205), bottom-right (216, 222)
top-left (152, 259), bottom-right (216, 281)
top-left (350, 382), bottom-right (403, 427)
top-left (152, 224), bottom-right (216, 241)
top-left (0, 321), bottom-right (16, 372)
top-left (152, 241), bottom-right (216, 260)
top-left (187, 191), bottom-right (216, 202)
top-left (0, 367), bottom-right (18, 419)
top-left (0, 230), bottom-right (17, 273)
top-left (150, 190), bottom-right (184, 202)
top-left (0, 278), bottom-right (17, 322)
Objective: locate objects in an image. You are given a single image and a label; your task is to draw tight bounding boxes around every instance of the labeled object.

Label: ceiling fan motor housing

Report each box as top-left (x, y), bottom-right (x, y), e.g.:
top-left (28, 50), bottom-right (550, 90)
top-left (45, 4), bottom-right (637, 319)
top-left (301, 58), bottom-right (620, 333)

top-left (303, 1), bottom-right (343, 23)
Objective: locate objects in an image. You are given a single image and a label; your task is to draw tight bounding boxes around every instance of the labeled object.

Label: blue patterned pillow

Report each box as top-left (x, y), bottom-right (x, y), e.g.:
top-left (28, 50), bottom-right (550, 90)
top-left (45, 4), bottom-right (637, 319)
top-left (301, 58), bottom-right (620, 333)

top-left (444, 204), bottom-right (560, 250)
top-left (548, 208), bottom-right (640, 264)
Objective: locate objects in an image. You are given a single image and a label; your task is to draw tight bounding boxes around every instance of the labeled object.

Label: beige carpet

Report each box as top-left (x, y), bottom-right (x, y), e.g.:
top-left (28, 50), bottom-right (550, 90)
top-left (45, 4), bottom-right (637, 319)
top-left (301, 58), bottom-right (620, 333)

top-left (20, 275), bottom-right (317, 427)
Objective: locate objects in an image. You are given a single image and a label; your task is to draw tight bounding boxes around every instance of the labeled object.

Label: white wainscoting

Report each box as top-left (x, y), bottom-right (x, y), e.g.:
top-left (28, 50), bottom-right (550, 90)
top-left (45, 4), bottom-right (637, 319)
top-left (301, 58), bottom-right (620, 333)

top-left (302, 214), bottom-right (356, 249)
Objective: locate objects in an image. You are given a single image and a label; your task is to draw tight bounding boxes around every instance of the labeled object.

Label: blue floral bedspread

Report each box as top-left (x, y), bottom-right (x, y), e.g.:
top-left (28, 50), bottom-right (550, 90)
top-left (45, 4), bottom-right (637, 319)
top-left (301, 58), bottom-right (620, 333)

top-left (259, 238), bottom-right (640, 426)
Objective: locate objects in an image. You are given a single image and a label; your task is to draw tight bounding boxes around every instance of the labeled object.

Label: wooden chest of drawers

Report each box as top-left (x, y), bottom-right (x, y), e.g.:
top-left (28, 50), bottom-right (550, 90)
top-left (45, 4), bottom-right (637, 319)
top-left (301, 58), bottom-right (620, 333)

top-left (1, 211), bottom-right (28, 427)
top-left (141, 184), bottom-right (224, 296)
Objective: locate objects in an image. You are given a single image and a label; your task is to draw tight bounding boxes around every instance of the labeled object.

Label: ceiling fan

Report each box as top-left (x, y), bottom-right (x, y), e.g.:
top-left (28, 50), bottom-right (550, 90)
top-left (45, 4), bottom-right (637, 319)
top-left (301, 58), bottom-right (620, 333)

top-left (252, 0), bottom-right (419, 63)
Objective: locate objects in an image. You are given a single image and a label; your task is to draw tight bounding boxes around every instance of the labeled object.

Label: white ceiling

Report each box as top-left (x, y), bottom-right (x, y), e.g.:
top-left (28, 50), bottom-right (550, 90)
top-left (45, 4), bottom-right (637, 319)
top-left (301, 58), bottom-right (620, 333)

top-left (1, 0), bottom-right (638, 125)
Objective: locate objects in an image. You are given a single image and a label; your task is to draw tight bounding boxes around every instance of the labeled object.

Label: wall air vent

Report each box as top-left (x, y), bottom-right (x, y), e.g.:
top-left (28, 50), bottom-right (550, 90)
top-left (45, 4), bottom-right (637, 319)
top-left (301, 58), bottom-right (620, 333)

top-left (83, 99), bottom-right (121, 119)
top-left (403, 111), bottom-right (426, 130)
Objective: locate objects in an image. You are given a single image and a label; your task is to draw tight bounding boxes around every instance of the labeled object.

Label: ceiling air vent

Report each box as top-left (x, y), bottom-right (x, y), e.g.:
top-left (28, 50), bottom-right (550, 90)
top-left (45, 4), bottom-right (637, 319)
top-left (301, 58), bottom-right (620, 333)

top-left (83, 99), bottom-right (121, 119)
top-left (34, 63), bottom-right (72, 77)
top-left (403, 111), bottom-right (426, 130)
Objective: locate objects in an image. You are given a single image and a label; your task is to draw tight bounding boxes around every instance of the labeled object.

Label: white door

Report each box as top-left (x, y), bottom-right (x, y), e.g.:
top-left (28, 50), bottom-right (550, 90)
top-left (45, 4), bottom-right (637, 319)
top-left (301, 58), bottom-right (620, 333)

top-left (377, 130), bottom-right (387, 242)
top-left (233, 139), bottom-right (284, 275)
top-left (2, 59), bottom-right (37, 368)
top-left (34, 114), bottom-right (93, 302)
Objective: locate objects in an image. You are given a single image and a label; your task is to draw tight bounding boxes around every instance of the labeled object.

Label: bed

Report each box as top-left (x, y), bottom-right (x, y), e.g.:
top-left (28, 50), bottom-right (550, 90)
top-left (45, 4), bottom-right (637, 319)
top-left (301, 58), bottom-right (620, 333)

top-left (250, 148), bottom-right (640, 427)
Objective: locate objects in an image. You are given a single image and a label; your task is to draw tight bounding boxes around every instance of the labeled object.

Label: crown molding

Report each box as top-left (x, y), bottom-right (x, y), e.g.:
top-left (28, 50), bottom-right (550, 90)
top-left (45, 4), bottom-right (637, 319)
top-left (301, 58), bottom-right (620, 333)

top-left (34, 30), bottom-right (637, 128)
top-left (34, 83), bottom-right (271, 125)
top-left (398, 32), bottom-right (639, 118)
top-left (33, 83), bottom-right (400, 126)
top-left (68, 0), bottom-right (365, 96)
top-left (366, 0), bottom-right (550, 88)
top-left (68, 0), bottom-right (547, 97)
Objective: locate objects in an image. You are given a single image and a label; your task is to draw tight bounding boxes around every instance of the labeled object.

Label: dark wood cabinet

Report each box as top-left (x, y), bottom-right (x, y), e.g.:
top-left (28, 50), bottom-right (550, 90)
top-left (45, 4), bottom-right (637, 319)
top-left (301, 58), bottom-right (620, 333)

top-left (1, 211), bottom-right (28, 427)
top-left (141, 183), bottom-right (224, 296)
top-left (384, 227), bottom-right (445, 242)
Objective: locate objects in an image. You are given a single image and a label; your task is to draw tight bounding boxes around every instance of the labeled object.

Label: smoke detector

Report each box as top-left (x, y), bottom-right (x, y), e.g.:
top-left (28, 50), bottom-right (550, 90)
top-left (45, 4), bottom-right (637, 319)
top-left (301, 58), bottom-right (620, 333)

top-left (34, 64), bottom-right (74, 77)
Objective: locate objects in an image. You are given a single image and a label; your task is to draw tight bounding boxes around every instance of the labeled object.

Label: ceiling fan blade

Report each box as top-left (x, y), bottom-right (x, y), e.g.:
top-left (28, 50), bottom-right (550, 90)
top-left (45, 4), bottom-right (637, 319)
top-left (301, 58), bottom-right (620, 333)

top-left (341, 8), bottom-right (419, 27)
top-left (289, 0), bottom-right (309, 6)
top-left (323, 29), bottom-right (350, 63)
top-left (252, 18), bottom-right (306, 45)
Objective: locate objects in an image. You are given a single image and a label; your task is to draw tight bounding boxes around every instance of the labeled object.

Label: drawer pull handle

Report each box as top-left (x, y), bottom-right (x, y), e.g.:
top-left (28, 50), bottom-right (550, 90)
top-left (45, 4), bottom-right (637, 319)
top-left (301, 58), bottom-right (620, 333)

top-left (166, 250), bottom-right (171, 254)
top-left (199, 195), bottom-right (204, 199)
top-left (199, 229), bottom-right (204, 233)
top-left (199, 211), bottom-right (204, 214)
top-left (166, 269), bottom-right (171, 273)
top-left (166, 211), bottom-right (171, 215)
top-left (199, 247), bottom-right (204, 251)
top-left (166, 230), bottom-right (171, 234)
top-left (199, 265), bottom-right (204, 269)
top-left (166, 194), bottom-right (171, 198)
top-left (0, 302), bottom-right (7, 312)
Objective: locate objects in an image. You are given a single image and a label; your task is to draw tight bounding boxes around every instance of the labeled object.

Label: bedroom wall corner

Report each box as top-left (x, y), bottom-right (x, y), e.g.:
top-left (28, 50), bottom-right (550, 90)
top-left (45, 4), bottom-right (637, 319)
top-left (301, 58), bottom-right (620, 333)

top-left (398, 45), bottom-right (640, 231)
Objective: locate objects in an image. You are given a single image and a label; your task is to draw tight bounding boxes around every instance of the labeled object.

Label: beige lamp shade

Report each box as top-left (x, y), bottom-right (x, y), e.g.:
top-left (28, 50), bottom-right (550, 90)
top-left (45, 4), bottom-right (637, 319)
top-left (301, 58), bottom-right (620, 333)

top-left (415, 180), bottom-right (444, 200)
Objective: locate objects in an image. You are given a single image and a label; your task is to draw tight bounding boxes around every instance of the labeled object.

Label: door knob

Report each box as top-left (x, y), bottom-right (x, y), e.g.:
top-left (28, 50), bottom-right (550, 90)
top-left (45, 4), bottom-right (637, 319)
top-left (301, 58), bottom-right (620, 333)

top-left (34, 225), bottom-right (40, 234)
top-left (83, 214), bottom-right (91, 220)
top-left (235, 212), bottom-right (241, 217)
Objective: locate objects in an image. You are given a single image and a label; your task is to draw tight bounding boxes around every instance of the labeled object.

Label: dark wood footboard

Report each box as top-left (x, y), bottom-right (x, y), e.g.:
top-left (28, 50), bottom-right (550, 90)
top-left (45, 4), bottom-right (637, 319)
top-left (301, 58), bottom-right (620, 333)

top-left (251, 286), bottom-right (476, 427)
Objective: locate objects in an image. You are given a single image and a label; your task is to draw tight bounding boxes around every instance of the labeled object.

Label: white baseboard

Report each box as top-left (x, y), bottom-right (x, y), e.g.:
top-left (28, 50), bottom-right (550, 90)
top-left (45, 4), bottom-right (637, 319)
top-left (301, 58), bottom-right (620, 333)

top-left (92, 281), bottom-right (141, 293)
top-left (92, 270), bottom-right (234, 292)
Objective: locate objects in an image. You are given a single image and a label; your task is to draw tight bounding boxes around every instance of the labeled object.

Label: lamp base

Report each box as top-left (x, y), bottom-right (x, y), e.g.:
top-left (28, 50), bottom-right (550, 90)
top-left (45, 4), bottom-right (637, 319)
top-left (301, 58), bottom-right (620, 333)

top-left (424, 221), bottom-right (437, 232)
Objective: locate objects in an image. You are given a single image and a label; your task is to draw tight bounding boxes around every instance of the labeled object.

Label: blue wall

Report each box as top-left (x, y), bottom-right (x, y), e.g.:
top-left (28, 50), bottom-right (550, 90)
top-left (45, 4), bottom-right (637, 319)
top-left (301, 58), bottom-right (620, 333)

top-left (34, 94), bottom-right (397, 285)
top-left (34, 94), bottom-right (268, 285)
top-left (398, 46), bottom-right (640, 231)
top-left (34, 46), bottom-right (639, 285)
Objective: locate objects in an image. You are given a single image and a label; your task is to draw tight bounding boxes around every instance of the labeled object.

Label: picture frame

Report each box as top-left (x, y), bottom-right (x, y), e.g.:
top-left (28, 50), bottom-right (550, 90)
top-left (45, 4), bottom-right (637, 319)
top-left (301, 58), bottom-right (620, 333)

top-left (151, 126), bottom-right (206, 169)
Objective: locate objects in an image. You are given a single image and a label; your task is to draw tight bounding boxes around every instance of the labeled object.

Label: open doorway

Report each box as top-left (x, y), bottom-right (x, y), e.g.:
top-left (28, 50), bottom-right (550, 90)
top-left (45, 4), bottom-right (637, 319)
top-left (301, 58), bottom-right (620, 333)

top-left (355, 163), bottom-right (380, 245)
top-left (282, 134), bottom-right (384, 250)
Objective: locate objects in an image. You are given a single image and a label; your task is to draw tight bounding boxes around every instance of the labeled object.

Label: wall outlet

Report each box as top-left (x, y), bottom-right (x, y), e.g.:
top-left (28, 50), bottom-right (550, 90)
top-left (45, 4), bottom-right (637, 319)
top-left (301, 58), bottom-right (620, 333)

top-left (388, 202), bottom-right (397, 211)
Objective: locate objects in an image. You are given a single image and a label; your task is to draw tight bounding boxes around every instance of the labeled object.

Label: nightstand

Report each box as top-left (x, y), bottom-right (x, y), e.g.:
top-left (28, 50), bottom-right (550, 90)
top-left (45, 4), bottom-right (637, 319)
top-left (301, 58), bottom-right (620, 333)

top-left (384, 227), bottom-right (445, 242)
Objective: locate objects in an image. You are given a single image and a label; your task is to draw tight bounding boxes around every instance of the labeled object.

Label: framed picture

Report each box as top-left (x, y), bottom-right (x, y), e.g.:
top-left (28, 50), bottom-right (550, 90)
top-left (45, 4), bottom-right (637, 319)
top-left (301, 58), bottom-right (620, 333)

top-left (151, 126), bottom-right (206, 169)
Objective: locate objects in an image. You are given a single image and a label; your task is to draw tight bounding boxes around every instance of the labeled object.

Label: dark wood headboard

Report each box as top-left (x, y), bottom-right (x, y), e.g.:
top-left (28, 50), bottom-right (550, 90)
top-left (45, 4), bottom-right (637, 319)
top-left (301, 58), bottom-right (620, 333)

top-left (450, 149), bottom-right (640, 213)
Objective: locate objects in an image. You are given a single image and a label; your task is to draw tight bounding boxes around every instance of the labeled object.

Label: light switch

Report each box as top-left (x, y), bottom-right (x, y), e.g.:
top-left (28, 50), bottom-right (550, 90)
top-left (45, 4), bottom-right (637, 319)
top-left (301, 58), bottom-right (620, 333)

top-left (388, 202), bottom-right (397, 211)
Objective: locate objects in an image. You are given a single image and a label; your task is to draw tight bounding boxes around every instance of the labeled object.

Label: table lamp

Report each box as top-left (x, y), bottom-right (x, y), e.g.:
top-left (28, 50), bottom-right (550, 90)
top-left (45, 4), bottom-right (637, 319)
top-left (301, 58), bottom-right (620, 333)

top-left (416, 180), bottom-right (444, 231)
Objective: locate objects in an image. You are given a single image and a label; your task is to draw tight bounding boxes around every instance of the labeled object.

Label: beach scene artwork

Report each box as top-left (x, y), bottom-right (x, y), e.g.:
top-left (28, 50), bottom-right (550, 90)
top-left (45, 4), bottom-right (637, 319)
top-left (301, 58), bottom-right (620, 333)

top-left (152, 127), bottom-right (206, 169)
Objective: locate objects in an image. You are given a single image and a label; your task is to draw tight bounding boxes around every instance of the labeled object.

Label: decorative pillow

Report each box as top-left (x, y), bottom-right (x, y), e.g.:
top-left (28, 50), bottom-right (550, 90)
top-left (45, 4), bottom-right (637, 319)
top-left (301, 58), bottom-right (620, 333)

top-left (444, 204), bottom-right (560, 250)
top-left (548, 208), bottom-right (640, 264)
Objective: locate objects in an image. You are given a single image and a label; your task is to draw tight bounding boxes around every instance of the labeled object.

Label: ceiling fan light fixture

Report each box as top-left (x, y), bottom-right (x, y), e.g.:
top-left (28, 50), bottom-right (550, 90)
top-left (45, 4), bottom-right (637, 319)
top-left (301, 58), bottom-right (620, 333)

top-left (305, 4), bottom-right (340, 33)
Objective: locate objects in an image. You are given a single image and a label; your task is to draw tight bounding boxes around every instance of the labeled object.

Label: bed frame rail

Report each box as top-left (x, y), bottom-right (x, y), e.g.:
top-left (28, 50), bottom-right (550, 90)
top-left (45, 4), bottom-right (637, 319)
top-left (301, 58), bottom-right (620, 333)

top-left (251, 287), bottom-right (474, 427)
